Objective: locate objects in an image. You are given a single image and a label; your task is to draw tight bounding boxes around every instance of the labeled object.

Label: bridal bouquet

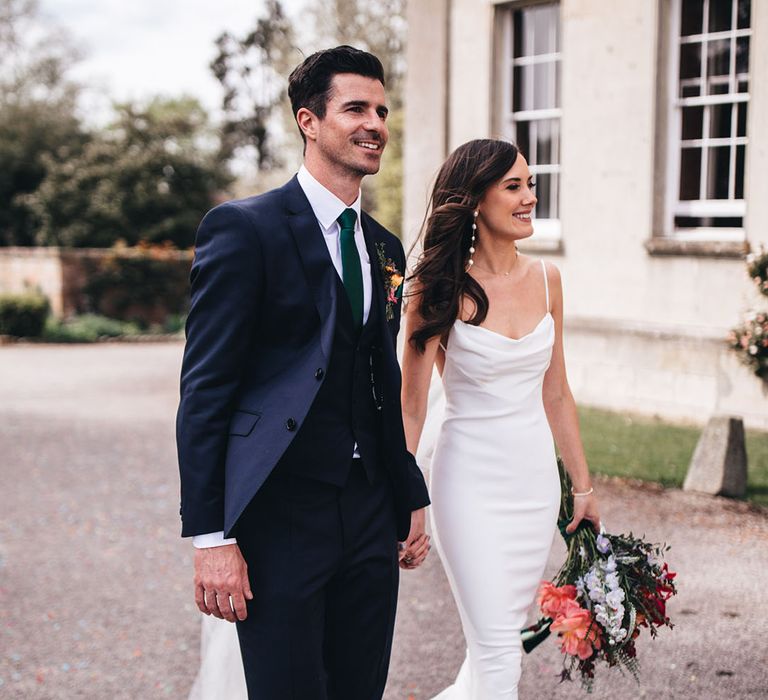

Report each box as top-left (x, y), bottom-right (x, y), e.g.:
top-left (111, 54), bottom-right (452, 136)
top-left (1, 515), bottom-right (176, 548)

top-left (522, 460), bottom-right (677, 691)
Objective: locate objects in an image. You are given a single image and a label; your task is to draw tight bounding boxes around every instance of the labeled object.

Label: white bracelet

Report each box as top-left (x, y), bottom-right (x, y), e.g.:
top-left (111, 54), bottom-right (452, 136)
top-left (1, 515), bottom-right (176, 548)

top-left (572, 486), bottom-right (594, 497)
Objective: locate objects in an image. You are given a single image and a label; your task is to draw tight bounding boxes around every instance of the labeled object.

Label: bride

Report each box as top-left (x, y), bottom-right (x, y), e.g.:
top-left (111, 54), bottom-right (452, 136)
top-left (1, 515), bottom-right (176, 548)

top-left (401, 138), bottom-right (600, 699)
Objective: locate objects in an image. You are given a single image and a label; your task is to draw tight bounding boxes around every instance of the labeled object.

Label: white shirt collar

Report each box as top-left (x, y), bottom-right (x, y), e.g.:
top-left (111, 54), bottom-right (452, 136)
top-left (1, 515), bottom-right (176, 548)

top-left (297, 164), bottom-right (362, 232)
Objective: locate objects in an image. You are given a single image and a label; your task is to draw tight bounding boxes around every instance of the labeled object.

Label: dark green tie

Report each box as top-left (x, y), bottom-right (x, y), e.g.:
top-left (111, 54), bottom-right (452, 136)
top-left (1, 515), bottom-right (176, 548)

top-left (337, 208), bottom-right (363, 327)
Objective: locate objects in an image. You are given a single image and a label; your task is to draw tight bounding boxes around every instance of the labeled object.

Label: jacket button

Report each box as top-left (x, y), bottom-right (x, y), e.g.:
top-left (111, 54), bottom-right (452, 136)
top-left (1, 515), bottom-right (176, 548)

top-left (314, 368), bottom-right (324, 380)
top-left (285, 418), bottom-right (297, 431)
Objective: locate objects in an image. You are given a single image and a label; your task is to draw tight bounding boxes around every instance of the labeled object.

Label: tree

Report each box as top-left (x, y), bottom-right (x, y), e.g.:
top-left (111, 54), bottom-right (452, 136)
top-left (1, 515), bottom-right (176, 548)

top-left (24, 97), bottom-right (232, 248)
top-left (210, 0), bottom-right (297, 168)
top-left (210, 0), bottom-right (408, 234)
top-left (308, 0), bottom-right (406, 105)
top-left (307, 0), bottom-right (407, 235)
top-left (0, 0), bottom-right (86, 245)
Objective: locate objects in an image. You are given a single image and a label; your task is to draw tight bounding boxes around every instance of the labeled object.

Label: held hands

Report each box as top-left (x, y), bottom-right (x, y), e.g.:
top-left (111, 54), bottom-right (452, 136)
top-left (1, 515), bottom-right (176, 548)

top-left (194, 544), bottom-right (253, 623)
top-left (566, 492), bottom-right (601, 534)
top-left (399, 508), bottom-right (431, 570)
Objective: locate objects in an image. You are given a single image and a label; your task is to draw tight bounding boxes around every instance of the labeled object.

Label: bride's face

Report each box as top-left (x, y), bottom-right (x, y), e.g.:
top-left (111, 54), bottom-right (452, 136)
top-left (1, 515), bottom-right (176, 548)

top-left (476, 155), bottom-right (537, 241)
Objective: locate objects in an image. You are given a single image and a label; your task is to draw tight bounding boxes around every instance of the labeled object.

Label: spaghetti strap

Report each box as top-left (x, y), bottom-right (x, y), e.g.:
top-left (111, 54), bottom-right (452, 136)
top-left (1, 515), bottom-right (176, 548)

top-left (540, 259), bottom-right (550, 312)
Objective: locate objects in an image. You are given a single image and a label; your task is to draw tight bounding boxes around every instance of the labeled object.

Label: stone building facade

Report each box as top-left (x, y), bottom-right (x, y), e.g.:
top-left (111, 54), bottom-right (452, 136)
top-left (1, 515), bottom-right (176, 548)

top-left (404, 0), bottom-right (767, 429)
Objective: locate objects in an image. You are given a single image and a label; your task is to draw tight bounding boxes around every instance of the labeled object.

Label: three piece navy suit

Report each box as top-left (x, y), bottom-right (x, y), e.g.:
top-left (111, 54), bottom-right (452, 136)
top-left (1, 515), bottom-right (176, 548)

top-left (176, 173), bottom-right (430, 698)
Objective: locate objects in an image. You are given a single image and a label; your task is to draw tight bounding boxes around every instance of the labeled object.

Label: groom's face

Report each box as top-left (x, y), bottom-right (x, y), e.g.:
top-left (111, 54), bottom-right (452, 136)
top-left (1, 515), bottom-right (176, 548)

top-left (308, 73), bottom-right (389, 177)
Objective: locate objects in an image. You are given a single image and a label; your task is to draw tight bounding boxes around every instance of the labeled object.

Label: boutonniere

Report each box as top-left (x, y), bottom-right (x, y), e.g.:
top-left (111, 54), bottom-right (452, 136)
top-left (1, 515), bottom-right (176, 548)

top-left (376, 242), bottom-right (404, 321)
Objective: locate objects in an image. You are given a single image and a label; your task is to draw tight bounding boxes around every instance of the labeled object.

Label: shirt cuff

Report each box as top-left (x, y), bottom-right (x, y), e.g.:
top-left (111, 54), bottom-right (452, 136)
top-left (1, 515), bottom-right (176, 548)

top-left (192, 531), bottom-right (237, 548)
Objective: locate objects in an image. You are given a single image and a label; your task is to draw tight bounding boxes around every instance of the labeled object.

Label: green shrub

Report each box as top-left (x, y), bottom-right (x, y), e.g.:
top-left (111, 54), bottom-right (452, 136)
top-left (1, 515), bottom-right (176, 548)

top-left (0, 292), bottom-right (50, 337)
top-left (79, 246), bottom-right (191, 326)
top-left (42, 314), bottom-right (141, 343)
top-left (161, 314), bottom-right (187, 334)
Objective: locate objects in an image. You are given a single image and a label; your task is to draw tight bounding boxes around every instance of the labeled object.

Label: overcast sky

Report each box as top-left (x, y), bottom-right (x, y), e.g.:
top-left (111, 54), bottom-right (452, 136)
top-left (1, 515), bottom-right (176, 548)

top-left (40, 0), bottom-right (306, 122)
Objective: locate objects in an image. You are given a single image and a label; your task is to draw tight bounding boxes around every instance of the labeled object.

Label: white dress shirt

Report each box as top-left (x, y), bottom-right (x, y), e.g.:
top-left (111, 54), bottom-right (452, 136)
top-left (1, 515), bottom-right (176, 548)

top-left (193, 166), bottom-right (373, 548)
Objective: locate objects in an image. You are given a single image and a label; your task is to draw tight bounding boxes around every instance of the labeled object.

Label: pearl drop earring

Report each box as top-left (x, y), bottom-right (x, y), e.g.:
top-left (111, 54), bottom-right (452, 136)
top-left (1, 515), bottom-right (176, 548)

top-left (466, 210), bottom-right (478, 272)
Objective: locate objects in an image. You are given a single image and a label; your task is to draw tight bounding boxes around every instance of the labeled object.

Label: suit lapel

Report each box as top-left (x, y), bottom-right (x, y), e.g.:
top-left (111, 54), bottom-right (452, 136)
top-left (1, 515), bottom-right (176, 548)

top-left (283, 177), bottom-right (337, 361)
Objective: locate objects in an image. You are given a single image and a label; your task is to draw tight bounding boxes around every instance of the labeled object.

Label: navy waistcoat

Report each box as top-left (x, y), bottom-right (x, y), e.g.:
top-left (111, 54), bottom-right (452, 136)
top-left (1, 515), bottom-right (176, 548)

top-left (274, 272), bottom-right (382, 485)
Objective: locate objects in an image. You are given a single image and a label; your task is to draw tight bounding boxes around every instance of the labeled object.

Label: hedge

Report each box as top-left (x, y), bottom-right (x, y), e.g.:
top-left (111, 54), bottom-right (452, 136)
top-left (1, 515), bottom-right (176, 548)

top-left (0, 292), bottom-right (50, 337)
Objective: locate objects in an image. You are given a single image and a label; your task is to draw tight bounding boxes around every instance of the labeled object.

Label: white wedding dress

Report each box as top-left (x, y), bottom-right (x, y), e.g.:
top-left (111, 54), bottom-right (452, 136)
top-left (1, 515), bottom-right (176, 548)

top-left (430, 259), bottom-right (561, 699)
top-left (188, 614), bottom-right (247, 700)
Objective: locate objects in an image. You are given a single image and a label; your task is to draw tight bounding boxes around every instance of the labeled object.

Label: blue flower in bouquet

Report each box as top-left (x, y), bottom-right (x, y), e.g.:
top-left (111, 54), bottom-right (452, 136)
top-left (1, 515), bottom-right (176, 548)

top-left (596, 533), bottom-right (612, 553)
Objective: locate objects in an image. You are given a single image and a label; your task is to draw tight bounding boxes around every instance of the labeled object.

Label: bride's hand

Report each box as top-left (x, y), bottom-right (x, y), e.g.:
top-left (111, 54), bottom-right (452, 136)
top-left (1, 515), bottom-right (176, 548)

top-left (399, 508), bottom-right (430, 570)
top-left (566, 493), bottom-right (601, 534)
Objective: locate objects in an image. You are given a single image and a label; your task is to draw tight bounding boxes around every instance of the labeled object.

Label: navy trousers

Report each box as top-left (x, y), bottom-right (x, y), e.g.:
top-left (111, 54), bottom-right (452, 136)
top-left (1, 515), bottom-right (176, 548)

top-left (235, 460), bottom-right (399, 699)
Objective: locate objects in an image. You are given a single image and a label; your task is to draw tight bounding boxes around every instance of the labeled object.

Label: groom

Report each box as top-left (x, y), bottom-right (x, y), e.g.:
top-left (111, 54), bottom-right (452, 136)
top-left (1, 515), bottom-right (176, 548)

top-left (176, 46), bottom-right (430, 698)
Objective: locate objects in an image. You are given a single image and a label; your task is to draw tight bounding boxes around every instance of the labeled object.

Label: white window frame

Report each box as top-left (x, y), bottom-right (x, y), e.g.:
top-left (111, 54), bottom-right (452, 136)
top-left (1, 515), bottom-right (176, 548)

top-left (665, 0), bottom-right (751, 242)
top-left (498, 2), bottom-right (562, 246)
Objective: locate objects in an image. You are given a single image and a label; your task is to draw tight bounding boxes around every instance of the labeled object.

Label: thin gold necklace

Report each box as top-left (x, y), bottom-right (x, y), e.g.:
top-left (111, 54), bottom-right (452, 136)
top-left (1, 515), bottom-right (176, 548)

top-left (470, 250), bottom-right (519, 277)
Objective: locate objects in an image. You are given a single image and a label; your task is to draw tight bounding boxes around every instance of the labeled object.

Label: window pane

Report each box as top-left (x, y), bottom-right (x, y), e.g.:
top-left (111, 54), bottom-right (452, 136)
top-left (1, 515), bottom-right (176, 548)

top-left (536, 119), bottom-right (558, 165)
top-left (515, 121), bottom-right (530, 159)
top-left (709, 103), bottom-right (732, 138)
top-left (737, 0), bottom-right (751, 29)
top-left (708, 0), bottom-right (732, 32)
top-left (679, 148), bottom-right (701, 200)
top-left (736, 37), bottom-right (750, 75)
top-left (706, 146), bottom-right (731, 199)
top-left (707, 76), bottom-right (730, 94)
top-left (735, 145), bottom-right (745, 199)
top-left (707, 39), bottom-right (730, 78)
top-left (513, 65), bottom-right (528, 111)
top-left (534, 62), bottom-right (555, 110)
top-left (682, 105), bottom-right (704, 140)
top-left (514, 5), bottom-right (559, 58)
top-left (513, 63), bottom-right (557, 112)
top-left (675, 216), bottom-right (742, 228)
top-left (533, 172), bottom-right (552, 219)
top-left (681, 0), bottom-right (704, 36)
top-left (513, 10), bottom-right (525, 58)
top-left (738, 79), bottom-right (749, 93)
top-left (532, 5), bottom-right (558, 55)
top-left (737, 102), bottom-right (747, 137)
top-left (679, 42), bottom-right (701, 80)
top-left (681, 82), bottom-right (701, 98)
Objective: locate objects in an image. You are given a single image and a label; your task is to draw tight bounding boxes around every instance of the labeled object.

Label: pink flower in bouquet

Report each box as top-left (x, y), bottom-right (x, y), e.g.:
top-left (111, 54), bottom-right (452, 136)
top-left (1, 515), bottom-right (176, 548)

top-left (537, 581), bottom-right (577, 619)
top-left (551, 599), bottom-right (602, 660)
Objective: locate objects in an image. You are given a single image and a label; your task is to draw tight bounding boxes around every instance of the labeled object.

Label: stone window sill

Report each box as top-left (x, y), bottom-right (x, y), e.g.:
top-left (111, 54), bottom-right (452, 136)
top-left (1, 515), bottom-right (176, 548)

top-left (644, 237), bottom-right (749, 259)
top-left (517, 237), bottom-right (564, 255)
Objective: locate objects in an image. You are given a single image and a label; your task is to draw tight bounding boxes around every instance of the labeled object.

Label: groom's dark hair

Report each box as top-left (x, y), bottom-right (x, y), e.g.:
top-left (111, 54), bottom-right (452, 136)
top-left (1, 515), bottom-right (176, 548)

top-left (288, 45), bottom-right (386, 142)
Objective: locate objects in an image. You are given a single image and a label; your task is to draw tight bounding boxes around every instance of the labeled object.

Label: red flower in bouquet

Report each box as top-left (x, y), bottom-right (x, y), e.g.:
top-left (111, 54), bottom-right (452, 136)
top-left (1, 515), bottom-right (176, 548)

top-left (550, 599), bottom-right (602, 660)
top-left (657, 563), bottom-right (677, 600)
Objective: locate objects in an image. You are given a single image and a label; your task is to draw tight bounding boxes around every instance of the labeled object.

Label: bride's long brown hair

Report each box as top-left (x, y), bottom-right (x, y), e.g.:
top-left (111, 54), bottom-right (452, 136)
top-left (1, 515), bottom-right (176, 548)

top-left (408, 139), bottom-right (520, 353)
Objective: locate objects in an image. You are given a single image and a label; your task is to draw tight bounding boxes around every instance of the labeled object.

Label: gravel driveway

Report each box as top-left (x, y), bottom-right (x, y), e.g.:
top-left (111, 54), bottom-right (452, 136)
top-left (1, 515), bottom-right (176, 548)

top-left (1, 342), bottom-right (766, 699)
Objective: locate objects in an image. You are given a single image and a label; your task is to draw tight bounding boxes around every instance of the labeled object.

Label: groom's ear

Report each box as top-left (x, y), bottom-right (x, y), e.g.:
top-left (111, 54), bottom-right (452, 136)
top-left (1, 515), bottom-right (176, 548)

top-left (296, 107), bottom-right (319, 143)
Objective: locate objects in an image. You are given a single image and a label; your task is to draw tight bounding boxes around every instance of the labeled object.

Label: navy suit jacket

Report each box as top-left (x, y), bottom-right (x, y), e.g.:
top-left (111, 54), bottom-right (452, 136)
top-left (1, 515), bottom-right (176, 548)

top-left (176, 176), bottom-right (430, 541)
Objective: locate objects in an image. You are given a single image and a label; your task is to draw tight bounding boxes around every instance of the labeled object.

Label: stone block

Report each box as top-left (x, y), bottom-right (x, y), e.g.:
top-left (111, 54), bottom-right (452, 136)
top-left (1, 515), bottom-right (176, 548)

top-left (683, 416), bottom-right (747, 498)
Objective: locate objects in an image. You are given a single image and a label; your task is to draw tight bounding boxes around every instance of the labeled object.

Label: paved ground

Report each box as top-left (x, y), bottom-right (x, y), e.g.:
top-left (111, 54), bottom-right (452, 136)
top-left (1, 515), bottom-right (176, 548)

top-left (1, 342), bottom-right (766, 699)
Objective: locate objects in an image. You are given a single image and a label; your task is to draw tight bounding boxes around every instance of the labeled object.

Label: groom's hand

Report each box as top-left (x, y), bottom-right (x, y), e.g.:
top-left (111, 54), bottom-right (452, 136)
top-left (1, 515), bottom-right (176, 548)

top-left (399, 508), bottom-right (430, 570)
top-left (194, 544), bottom-right (253, 623)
